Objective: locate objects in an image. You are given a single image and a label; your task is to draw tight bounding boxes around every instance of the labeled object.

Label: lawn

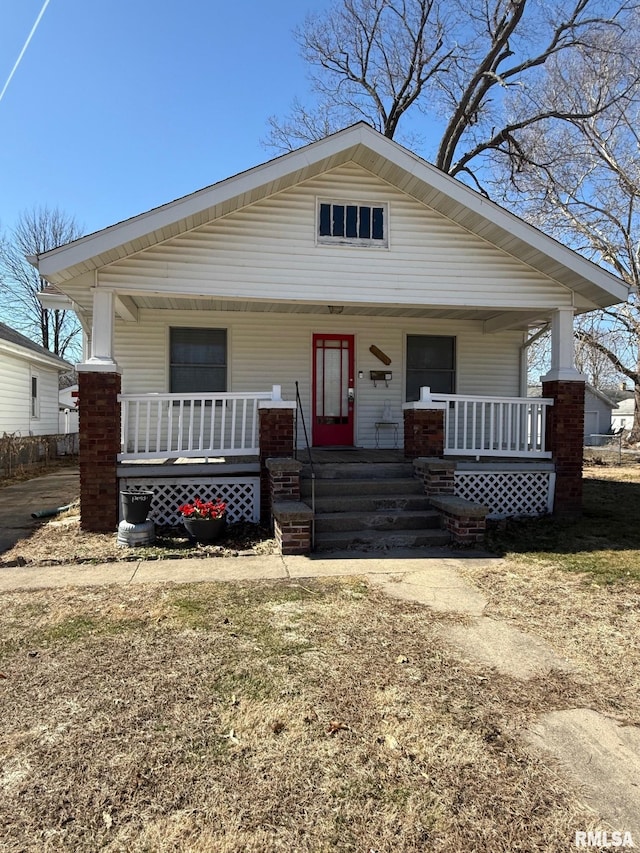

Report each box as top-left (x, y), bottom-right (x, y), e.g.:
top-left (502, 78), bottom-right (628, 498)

top-left (0, 578), bottom-right (603, 852)
top-left (486, 464), bottom-right (640, 584)
top-left (1, 465), bottom-right (639, 851)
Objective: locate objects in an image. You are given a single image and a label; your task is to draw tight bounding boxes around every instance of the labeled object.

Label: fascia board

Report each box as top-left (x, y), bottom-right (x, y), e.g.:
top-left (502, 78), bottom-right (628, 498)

top-left (0, 339), bottom-right (71, 371)
top-left (36, 127), bottom-right (368, 278)
top-left (359, 131), bottom-right (629, 305)
top-left (35, 122), bottom-right (628, 306)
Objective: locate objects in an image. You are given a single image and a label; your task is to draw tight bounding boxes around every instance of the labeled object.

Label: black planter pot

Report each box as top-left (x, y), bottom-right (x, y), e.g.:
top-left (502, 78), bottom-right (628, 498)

top-left (183, 516), bottom-right (226, 544)
top-left (121, 490), bottom-right (154, 525)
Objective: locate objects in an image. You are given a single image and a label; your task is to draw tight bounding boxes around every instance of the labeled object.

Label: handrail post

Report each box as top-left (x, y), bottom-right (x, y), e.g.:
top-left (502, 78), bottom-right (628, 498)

top-left (295, 381), bottom-right (315, 550)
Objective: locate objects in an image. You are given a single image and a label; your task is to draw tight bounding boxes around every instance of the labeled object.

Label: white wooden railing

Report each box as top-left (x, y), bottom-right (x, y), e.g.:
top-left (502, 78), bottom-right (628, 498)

top-left (432, 394), bottom-right (553, 458)
top-left (119, 389), bottom-right (276, 460)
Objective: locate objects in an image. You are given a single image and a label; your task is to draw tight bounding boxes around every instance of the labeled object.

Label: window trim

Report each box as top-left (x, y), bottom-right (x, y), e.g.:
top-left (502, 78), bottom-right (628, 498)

top-left (168, 326), bottom-right (228, 395)
top-left (30, 371), bottom-right (40, 419)
top-left (316, 198), bottom-right (389, 248)
top-left (404, 334), bottom-right (457, 401)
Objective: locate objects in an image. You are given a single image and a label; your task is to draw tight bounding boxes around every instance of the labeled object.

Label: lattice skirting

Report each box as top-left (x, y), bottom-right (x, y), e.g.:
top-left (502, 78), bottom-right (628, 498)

top-left (454, 471), bottom-right (555, 518)
top-left (118, 477), bottom-right (260, 526)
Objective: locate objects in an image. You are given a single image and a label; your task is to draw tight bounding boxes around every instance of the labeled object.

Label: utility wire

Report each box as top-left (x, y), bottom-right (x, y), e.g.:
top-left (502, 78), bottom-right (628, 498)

top-left (0, 0), bottom-right (52, 105)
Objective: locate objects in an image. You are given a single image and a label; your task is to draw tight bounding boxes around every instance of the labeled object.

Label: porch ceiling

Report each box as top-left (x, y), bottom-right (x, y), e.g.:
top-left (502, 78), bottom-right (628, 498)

top-left (128, 294), bottom-right (547, 327)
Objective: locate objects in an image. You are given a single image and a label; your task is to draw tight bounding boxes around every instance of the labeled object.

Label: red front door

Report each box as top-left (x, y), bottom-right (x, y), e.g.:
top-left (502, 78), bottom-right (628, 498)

top-left (312, 334), bottom-right (355, 446)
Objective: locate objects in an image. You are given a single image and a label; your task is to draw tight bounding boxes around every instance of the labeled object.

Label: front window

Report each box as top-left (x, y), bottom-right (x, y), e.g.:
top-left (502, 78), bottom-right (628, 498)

top-left (406, 335), bottom-right (456, 400)
top-left (318, 200), bottom-right (387, 246)
top-left (170, 328), bottom-right (227, 393)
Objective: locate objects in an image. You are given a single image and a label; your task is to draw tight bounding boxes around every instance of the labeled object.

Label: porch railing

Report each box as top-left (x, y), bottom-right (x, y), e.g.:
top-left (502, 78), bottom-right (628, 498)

top-left (118, 390), bottom-right (275, 460)
top-left (432, 394), bottom-right (553, 458)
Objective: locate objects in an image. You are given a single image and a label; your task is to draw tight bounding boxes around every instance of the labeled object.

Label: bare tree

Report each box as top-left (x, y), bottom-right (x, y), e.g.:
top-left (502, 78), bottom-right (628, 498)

top-left (0, 207), bottom-right (83, 360)
top-left (265, 0), bottom-right (639, 193)
top-left (500, 90), bottom-right (640, 438)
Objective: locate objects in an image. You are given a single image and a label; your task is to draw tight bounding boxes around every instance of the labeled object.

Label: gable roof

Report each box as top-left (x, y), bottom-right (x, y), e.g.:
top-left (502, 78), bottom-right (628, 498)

top-left (613, 398), bottom-right (635, 415)
top-left (530, 383), bottom-right (616, 408)
top-left (0, 322), bottom-right (71, 370)
top-left (33, 123), bottom-right (629, 309)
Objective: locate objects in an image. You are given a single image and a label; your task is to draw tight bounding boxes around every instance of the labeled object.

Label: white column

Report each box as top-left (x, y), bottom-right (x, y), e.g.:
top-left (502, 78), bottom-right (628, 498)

top-left (77, 288), bottom-right (120, 373)
top-left (541, 307), bottom-right (584, 382)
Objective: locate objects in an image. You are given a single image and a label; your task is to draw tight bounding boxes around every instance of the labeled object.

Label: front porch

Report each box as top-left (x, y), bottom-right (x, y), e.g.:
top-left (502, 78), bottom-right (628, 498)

top-left (117, 386), bottom-right (555, 525)
top-left (77, 360), bottom-right (583, 543)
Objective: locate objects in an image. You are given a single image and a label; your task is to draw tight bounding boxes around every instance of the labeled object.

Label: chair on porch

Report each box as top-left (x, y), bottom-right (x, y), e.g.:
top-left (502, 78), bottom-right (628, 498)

top-left (375, 400), bottom-right (399, 448)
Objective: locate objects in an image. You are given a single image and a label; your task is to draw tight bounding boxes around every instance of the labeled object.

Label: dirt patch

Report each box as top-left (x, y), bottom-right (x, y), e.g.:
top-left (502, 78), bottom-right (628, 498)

top-left (0, 513), bottom-right (277, 568)
top-left (0, 579), bottom-right (599, 852)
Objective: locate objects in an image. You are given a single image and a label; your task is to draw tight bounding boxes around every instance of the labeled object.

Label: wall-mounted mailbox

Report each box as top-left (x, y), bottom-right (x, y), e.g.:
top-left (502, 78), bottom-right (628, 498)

top-left (370, 370), bottom-right (392, 387)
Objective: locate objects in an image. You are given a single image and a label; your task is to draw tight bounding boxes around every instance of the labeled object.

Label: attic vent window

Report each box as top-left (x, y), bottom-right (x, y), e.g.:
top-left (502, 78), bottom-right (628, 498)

top-left (318, 201), bottom-right (387, 247)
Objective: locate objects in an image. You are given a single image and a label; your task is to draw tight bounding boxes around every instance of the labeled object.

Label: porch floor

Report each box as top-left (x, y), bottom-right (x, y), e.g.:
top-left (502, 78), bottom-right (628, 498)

top-left (117, 448), bottom-right (554, 476)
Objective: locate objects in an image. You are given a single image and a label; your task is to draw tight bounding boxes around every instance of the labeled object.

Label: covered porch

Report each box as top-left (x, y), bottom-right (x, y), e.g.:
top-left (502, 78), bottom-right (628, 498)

top-left (68, 292), bottom-right (583, 536)
top-left (115, 386), bottom-right (557, 528)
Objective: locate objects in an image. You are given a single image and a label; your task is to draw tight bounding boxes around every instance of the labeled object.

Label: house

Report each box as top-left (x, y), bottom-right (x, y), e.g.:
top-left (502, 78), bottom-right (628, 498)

top-left (611, 398), bottom-right (635, 433)
top-left (583, 386), bottom-right (616, 443)
top-left (31, 124), bottom-right (629, 546)
top-left (58, 384), bottom-right (79, 434)
top-left (530, 384), bottom-right (616, 444)
top-left (0, 322), bottom-right (71, 436)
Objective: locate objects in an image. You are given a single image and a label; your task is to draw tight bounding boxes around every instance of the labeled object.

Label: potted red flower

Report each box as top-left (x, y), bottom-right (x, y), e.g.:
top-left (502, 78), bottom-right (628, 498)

top-left (178, 497), bottom-right (227, 544)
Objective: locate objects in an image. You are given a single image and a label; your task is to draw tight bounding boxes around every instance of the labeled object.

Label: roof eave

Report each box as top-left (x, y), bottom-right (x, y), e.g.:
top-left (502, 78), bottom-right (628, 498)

top-left (34, 122), bottom-right (629, 308)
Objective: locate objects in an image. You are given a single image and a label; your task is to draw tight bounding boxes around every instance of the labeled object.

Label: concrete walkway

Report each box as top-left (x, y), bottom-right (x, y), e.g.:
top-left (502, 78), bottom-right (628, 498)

top-left (0, 467), bottom-right (79, 554)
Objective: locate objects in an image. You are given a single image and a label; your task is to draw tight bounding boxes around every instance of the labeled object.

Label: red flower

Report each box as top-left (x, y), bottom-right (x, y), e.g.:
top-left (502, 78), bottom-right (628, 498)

top-left (178, 497), bottom-right (227, 520)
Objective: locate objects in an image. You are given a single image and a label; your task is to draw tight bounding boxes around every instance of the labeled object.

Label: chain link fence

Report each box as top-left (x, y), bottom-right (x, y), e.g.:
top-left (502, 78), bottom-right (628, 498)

top-left (0, 433), bottom-right (79, 480)
top-left (584, 432), bottom-right (624, 465)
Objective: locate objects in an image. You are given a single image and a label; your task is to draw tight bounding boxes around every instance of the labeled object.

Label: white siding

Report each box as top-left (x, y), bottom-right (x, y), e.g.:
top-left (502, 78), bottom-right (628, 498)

top-left (33, 369), bottom-right (61, 435)
top-left (0, 352), bottom-right (30, 434)
top-left (99, 163), bottom-right (572, 311)
top-left (115, 309), bottom-right (523, 448)
top-left (0, 353), bottom-right (60, 435)
top-left (584, 389), bottom-right (613, 439)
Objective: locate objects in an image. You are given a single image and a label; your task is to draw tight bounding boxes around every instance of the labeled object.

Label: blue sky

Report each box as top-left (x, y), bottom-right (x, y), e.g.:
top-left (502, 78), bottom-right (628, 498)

top-left (0, 0), bottom-right (323, 236)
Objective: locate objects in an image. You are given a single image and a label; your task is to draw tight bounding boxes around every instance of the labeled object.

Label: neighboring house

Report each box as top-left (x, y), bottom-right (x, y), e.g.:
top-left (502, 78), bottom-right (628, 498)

top-left (0, 322), bottom-right (71, 436)
top-left (611, 398), bottom-right (635, 433)
top-left (583, 386), bottom-right (616, 443)
top-left (59, 384), bottom-right (79, 434)
top-left (531, 384), bottom-right (616, 443)
top-left (32, 123), bottom-right (629, 541)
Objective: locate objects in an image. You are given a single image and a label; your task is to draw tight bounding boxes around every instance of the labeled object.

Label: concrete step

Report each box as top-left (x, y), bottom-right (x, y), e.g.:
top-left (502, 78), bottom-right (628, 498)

top-left (312, 493), bottom-right (433, 514)
top-left (302, 462), bottom-right (414, 480)
top-left (315, 509), bottom-right (442, 534)
top-left (301, 477), bottom-right (423, 498)
top-left (314, 527), bottom-right (451, 552)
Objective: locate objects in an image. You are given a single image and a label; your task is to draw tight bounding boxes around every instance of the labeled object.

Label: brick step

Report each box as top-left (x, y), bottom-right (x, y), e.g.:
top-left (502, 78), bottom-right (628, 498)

top-left (312, 493), bottom-right (433, 514)
top-left (314, 509), bottom-right (442, 534)
top-left (301, 477), bottom-right (422, 498)
top-left (302, 462), bottom-right (414, 480)
top-left (313, 528), bottom-right (451, 552)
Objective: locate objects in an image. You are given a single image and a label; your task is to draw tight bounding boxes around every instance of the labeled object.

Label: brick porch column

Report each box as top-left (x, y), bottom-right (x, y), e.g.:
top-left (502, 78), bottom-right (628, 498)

top-left (542, 378), bottom-right (585, 518)
top-left (258, 389), bottom-right (296, 525)
top-left (77, 367), bottom-right (122, 532)
top-left (402, 388), bottom-right (447, 459)
top-left (542, 308), bottom-right (586, 518)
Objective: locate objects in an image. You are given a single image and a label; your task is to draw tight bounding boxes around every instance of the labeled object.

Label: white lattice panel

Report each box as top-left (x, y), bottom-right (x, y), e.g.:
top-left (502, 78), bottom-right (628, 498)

top-left (118, 477), bottom-right (260, 526)
top-left (454, 472), bottom-right (554, 518)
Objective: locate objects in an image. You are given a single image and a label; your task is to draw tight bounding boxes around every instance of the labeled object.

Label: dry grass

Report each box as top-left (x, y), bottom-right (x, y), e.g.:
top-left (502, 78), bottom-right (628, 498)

top-left (0, 514), bottom-right (277, 567)
top-left (460, 464), bottom-right (640, 725)
top-left (486, 463), bottom-right (640, 583)
top-left (2, 463), bottom-right (638, 848)
top-left (0, 579), bottom-right (600, 852)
